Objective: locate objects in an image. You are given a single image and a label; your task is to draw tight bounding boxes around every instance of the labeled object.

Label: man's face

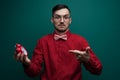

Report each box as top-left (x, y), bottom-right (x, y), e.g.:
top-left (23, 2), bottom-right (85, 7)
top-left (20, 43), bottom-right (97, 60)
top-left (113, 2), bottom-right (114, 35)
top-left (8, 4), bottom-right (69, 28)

top-left (51, 8), bottom-right (71, 33)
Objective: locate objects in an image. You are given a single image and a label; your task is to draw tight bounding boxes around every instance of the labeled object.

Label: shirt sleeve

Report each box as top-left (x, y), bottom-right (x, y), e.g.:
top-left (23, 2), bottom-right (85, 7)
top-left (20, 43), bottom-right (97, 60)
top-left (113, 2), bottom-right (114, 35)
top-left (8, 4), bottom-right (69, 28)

top-left (83, 48), bottom-right (102, 75)
top-left (23, 39), bottom-right (44, 77)
top-left (81, 38), bottom-right (102, 75)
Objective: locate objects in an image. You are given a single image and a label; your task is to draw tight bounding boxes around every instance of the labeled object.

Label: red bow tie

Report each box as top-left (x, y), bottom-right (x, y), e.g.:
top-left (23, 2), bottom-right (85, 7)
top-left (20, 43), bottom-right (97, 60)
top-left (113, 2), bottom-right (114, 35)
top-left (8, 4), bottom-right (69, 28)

top-left (54, 34), bottom-right (67, 40)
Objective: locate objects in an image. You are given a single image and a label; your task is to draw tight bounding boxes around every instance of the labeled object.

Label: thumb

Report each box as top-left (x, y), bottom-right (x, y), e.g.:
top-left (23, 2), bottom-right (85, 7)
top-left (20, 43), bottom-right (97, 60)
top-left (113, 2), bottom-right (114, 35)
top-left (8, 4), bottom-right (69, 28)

top-left (85, 46), bottom-right (90, 54)
top-left (23, 55), bottom-right (31, 66)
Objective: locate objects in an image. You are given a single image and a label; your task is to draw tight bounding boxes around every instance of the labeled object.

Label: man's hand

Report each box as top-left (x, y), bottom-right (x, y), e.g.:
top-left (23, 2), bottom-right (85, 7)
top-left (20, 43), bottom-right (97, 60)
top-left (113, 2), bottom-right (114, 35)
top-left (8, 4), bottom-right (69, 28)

top-left (69, 47), bottom-right (90, 62)
top-left (14, 52), bottom-right (31, 66)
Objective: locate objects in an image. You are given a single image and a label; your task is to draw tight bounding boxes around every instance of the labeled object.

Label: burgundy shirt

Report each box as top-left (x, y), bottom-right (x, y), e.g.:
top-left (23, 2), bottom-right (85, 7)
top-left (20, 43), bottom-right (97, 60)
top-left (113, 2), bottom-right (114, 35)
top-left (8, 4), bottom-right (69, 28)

top-left (24, 31), bottom-right (102, 80)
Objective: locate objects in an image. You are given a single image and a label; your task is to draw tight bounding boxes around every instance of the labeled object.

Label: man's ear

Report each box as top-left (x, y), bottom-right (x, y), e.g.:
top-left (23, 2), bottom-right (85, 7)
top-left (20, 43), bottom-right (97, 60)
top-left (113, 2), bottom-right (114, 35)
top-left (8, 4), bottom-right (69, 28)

top-left (51, 17), bottom-right (54, 23)
top-left (69, 18), bottom-right (72, 24)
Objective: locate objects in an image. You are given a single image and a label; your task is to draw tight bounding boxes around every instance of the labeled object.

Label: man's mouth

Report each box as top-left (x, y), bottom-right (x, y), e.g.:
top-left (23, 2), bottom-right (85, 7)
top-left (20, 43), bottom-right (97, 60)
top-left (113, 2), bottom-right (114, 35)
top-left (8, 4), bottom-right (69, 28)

top-left (58, 24), bottom-right (65, 26)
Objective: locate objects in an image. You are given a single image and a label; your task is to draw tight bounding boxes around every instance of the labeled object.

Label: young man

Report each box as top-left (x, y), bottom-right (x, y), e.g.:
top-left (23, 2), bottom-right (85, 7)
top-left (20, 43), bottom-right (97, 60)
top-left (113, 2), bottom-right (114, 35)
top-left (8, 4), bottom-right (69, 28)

top-left (14, 4), bottom-right (102, 80)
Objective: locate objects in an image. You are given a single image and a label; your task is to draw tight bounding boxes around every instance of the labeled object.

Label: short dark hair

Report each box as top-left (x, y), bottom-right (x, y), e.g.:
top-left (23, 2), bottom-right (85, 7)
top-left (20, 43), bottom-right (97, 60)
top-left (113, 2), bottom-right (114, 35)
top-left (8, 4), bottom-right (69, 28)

top-left (52, 4), bottom-right (71, 17)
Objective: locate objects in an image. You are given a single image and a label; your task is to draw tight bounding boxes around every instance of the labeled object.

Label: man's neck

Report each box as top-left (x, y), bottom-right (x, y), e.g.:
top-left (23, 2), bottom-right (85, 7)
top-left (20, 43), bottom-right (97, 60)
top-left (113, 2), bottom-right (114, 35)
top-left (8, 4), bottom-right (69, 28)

top-left (55, 29), bottom-right (69, 35)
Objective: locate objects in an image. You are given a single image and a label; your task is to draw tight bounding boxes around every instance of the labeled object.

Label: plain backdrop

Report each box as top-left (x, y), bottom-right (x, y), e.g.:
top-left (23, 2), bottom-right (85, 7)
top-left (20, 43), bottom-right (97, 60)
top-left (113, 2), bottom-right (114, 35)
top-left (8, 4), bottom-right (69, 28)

top-left (0, 0), bottom-right (120, 80)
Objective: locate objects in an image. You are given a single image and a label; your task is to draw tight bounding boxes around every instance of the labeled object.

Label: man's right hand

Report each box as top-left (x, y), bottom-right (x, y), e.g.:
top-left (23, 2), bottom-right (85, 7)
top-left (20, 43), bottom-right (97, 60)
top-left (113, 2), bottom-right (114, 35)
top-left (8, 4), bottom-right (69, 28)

top-left (14, 52), bottom-right (31, 66)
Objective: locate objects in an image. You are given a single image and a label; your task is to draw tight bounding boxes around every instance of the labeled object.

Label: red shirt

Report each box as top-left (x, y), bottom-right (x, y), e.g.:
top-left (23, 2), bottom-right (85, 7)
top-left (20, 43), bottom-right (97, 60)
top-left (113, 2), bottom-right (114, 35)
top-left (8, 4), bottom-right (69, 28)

top-left (24, 31), bottom-right (102, 80)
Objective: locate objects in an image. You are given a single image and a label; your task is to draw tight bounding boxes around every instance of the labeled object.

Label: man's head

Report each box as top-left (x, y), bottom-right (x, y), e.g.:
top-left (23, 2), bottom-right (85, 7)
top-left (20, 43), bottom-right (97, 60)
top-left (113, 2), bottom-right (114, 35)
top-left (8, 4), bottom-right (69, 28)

top-left (51, 4), bottom-right (72, 34)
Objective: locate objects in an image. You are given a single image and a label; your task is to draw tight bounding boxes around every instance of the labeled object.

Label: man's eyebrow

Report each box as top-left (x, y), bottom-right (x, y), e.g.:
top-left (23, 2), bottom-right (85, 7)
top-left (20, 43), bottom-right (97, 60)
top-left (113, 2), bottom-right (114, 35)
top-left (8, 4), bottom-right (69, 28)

top-left (54, 14), bottom-right (60, 16)
top-left (54, 14), bottom-right (70, 16)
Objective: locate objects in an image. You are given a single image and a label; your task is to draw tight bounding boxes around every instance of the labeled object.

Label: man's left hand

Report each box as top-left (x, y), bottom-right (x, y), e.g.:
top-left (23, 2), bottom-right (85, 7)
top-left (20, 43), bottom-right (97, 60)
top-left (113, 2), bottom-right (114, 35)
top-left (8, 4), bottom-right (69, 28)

top-left (69, 47), bottom-right (90, 62)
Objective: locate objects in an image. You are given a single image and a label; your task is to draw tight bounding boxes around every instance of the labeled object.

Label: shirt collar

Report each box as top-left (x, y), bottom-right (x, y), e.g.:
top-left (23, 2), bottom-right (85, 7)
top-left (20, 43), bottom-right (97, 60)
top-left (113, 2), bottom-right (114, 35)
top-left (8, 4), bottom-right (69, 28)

top-left (53, 30), bottom-right (71, 40)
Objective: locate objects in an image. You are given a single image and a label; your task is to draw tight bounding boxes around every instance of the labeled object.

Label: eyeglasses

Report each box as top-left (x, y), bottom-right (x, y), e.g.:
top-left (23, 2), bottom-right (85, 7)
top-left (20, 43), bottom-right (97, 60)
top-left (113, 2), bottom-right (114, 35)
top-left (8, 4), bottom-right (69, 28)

top-left (53, 15), bottom-right (70, 21)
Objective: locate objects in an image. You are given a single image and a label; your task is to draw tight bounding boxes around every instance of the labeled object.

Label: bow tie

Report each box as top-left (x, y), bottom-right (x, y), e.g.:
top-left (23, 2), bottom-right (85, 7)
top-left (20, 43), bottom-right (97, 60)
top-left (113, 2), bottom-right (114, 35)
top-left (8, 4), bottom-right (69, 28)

top-left (54, 34), bottom-right (67, 40)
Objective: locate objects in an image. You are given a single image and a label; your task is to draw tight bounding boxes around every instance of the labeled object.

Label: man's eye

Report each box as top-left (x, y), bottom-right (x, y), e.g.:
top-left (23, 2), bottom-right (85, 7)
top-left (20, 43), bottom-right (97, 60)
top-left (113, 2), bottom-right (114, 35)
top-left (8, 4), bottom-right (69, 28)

top-left (54, 16), bottom-right (60, 19)
top-left (64, 16), bottom-right (70, 19)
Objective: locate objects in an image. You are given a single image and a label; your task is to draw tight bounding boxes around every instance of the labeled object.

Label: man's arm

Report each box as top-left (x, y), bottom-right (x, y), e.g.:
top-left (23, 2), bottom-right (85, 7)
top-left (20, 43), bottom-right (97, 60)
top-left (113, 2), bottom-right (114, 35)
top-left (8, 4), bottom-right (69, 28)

top-left (69, 48), bottom-right (102, 75)
top-left (23, 39), bottom-right (44, 77)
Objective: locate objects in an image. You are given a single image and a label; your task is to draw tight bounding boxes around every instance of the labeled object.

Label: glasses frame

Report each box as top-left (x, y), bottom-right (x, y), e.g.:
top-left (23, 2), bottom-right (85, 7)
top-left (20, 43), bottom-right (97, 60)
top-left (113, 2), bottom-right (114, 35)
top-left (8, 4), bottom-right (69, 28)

top-left (53, 14), bottom-right (71, 22)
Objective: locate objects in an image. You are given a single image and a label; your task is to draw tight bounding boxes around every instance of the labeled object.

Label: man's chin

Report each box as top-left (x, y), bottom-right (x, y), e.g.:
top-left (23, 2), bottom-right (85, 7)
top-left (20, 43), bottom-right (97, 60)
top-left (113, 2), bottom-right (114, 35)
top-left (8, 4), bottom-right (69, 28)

top-left (56, 28), bottom-right (69, 33)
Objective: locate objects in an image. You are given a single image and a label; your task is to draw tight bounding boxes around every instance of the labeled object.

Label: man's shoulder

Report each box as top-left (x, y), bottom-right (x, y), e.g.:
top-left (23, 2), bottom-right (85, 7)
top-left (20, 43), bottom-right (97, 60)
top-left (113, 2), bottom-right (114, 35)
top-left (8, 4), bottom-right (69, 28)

top-left (38, 33), bottom-right (53, 41)
top-left (71, 33), bottom-right (86, 40)
top-left (70, 33), bottom-right (89, 45)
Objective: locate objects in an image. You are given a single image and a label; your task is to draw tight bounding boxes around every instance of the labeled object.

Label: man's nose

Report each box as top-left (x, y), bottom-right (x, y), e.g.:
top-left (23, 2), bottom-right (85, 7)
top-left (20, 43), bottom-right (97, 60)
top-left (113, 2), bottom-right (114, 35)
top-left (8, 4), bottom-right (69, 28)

top-left (60, 17), bottom-right (64, 23)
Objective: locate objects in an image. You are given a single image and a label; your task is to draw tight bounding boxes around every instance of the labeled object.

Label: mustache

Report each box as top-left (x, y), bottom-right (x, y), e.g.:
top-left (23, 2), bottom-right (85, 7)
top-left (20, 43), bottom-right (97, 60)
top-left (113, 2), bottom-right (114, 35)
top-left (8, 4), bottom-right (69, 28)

top-left (58, 23), bottom-right (65, 26)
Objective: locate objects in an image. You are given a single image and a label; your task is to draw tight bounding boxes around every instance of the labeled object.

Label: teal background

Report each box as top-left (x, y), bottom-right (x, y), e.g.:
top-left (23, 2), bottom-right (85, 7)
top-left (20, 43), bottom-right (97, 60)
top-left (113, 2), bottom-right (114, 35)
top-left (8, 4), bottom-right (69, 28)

top-left (0, 0), bottom-right (120, 80)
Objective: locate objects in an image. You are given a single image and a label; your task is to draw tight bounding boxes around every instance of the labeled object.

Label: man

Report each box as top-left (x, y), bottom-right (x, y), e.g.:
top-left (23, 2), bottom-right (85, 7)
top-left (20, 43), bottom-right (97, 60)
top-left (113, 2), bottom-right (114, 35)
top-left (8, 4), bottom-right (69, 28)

top-left (14, 4), bottom-right (102, 80)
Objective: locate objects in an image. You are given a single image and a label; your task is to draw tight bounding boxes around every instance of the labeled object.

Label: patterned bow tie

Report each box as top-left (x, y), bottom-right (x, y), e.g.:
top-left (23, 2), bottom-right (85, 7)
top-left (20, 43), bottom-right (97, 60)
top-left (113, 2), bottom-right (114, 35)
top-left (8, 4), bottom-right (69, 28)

top-left (54, 34), bottom-right (67, 40)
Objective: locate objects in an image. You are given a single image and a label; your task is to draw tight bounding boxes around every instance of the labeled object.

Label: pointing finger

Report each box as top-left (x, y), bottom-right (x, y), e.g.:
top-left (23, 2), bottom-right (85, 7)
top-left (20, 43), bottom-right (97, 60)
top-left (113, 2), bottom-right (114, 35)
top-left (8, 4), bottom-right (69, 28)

top-left (69, 50), bottom-right (85, 55)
